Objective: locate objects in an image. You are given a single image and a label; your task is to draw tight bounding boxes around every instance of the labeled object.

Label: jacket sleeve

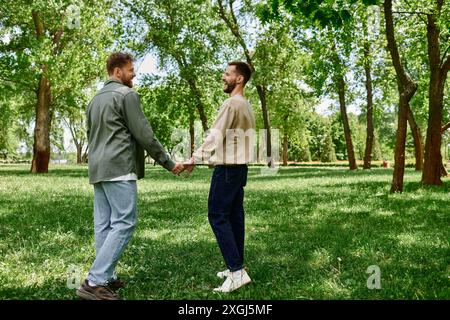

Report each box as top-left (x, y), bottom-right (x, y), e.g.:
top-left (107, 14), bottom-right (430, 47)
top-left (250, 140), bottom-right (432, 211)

top-left (86, 101), bottom-right (91, 143)
top-left (122, 91), bottom-right (175, 172)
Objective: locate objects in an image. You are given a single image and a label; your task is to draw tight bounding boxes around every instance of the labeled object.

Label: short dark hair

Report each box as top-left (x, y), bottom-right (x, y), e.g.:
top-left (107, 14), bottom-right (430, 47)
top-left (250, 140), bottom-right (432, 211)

top-left (106, 52), bottom-right (134, 75)
top-left (228, 61), bottom-right (252, 85)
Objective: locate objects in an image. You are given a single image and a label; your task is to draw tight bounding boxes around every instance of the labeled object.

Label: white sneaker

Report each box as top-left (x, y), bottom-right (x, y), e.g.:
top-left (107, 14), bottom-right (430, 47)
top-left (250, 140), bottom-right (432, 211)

top-left (217, 267), bottom-right (248, 279)
top-left (213, 269), bottom-right (251, 293)
top-left (216, 269), bottom-right (230, 279)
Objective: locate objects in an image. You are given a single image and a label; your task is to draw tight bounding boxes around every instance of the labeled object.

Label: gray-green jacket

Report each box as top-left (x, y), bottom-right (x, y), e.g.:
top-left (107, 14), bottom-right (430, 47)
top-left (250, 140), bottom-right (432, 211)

top-left (86, 79), bottom-right (175, 184)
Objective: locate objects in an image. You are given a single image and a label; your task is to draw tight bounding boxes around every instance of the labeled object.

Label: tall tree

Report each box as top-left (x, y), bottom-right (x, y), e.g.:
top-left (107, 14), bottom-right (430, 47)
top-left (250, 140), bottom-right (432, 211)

top-left (331, 40), bottom-right (358, 170)
top-left (127, 0), bottom-right (229, 133)
top-left (362, 37), bottom-right (375, 169)
top-left (422, 0), bottom-right (450, 185)
top-left (138, 75), bottom-right (200, 156)
top-left (254, 22), bottom-right (314, 166)
top-left (260, 0), bottom-right (368, 170)
top-left (355, 5), bottom-right (379, 169)
top-left (321, 130), bottom-right (337, 163)
top-left (388, 4), bottom-right (431, 172)
top-left (216, 0), bottom-right (274, 166)
top-left (60, 106), bottom-right (88, 164)
top-left (384, 0), bottom-right (418, 192)
top-left (0, 0), bottom-right (115, 173)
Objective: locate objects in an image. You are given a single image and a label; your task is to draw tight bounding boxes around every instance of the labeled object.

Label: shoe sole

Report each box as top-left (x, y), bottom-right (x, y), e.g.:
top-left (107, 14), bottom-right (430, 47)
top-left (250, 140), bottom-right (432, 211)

top-left (76, 288), bottom-right (101, 300)
top-left (76, 287), bottom-right (120, 300)
top-left (213, 279), bottom-right (252, 293)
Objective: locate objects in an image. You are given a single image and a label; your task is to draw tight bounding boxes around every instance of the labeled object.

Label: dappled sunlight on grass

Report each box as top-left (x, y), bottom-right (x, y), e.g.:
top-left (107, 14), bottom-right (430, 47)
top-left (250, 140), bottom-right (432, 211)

top-left (0, 164), bottom-right (448, 299)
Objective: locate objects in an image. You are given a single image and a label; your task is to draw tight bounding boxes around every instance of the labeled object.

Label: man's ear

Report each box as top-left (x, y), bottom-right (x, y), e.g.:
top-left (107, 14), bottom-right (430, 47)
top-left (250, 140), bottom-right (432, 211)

top-left (237, 74), bottom-right (244, 85)
top-left (114, 67), bottom-right (121, 78)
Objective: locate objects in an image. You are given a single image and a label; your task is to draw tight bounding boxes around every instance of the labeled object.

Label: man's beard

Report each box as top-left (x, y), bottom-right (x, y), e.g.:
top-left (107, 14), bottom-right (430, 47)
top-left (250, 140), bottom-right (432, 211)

top-left (122, 77), bottom-right (133, 88)
top-left (223, 81), bottom-right (236, 94)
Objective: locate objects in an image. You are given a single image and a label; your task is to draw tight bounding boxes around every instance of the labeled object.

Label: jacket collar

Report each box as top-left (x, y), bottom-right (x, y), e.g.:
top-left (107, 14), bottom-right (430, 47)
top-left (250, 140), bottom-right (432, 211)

top-left (104, 78), bottom-right (123, 86)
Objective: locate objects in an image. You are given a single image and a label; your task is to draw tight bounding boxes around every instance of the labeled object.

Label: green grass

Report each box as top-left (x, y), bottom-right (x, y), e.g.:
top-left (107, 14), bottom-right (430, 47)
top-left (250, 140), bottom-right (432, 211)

top-left (0, 164), bottom-right (448, 300)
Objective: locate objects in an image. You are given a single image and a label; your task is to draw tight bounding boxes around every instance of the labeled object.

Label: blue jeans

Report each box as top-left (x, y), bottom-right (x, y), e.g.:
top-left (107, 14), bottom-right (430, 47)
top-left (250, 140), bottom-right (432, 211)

top-left (87, 181), bottom-right (137, 285)
top-left (208, 165), bottom-right (248, 272)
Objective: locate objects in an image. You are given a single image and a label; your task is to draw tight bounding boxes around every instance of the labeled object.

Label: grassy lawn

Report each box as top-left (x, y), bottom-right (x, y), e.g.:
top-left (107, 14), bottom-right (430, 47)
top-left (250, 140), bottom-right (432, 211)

top-left (0, 164), bottom-right (448, 300)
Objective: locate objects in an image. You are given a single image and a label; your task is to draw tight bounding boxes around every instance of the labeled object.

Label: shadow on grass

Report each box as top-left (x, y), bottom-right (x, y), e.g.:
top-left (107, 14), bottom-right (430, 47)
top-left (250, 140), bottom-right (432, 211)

top-left (0, 166), bottom-right (448, 299)
top-left (0, 164), bottom-right (391, 180)
top-left (0, 279), bottom-right (80, 300)
top-left (0, 166), bottom-right (89, 178)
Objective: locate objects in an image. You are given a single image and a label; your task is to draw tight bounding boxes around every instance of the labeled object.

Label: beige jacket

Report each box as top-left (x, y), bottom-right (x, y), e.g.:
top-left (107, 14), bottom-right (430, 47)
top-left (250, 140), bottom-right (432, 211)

top-left (193, 94), bottom-right (256, 165)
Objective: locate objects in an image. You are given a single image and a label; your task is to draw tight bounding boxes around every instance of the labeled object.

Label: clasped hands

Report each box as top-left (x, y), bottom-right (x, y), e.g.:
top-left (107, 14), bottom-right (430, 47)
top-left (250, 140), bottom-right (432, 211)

top-left (171, 157), bottom-right (196, 176)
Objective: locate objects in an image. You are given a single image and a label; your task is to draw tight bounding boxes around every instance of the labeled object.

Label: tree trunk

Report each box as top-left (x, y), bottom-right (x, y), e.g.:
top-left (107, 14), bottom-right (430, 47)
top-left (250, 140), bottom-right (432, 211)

top-left (256, 84), bottom-right (273, 166)
top-left (391, 97), bottom-right (411, 192)
top-left (406, 106), bottom-right (423, 170)
top-left (76, 143), bottom-right (82, 164)
top-left (384, 0), bottom-right (418, 193)
top-left (422, 9), bottom-right (449, 185)
top-left (337, 75), bottom-right (358, 170)
top-left (363, 42), bottom-right (374, 170)
top-left (174, 55), bottom-right (209, 133)
top-left (440, 152), bottom-right (448, 177)
top-left (31, 74), bottom-right (51, 173)
top-left (331, 41), bottom-right (357, 170)
top-left (30, 11), bottom-right (52, 174)
top-left (422, 76), bottom-right (446, 184)
top-left (82, 151), bottom-right (88, 163)
top-left (186, 79), bottom-right (209, 132)
top-left (189, 113), bottom-right (195, 157)
top-left (283, 131), bottom-right (289, 167)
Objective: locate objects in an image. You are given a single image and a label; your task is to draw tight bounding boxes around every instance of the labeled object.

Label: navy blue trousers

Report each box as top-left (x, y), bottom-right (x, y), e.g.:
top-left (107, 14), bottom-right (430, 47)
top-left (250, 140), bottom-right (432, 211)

top-left (208, 165), bottom-right (248, 272)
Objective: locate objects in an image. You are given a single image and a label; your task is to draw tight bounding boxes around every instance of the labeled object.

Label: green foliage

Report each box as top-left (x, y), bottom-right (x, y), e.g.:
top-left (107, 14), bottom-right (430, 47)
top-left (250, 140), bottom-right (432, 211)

top-left (1, 0), bottom-right (115, 92)
top-left (126, 0), bottom-right (231, 131)
top-left (0, 100), bottom-right (18, 159)
top-left (257, 22), bottom-right (318, 161)
top-left (1, 0), bottom-right (447, 167)
top-left (307, 113), bottom-right (338, 161)
top-left (260, 0), bottom-right (373, 28)
top-left (289, 132), bottom-right (312, 162)
top-left (330, 112), bottom-right (347, 160)
top-left (0, 0), bottom-right (117, 160)
top-left (137, 76), bottom-right (191, 150)
top-left (372, 132), bottom-right (383, 161)
top-left (320, 132), bottom-right (337, 162)
top-left (350, 114), bottom-right (366, 160)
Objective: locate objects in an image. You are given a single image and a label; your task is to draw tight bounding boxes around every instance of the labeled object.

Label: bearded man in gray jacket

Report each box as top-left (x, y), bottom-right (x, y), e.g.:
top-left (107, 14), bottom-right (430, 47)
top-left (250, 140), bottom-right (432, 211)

top-left (76, 52), bottom-right (184, 300)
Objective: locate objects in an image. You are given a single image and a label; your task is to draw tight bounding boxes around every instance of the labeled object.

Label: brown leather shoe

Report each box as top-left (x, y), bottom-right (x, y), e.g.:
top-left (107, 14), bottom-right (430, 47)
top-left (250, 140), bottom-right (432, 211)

top-left (76, 280), bottom-right (120, 300)
top-left (108, 278), bottom-right (125, 291)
